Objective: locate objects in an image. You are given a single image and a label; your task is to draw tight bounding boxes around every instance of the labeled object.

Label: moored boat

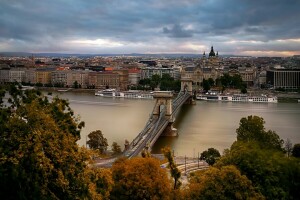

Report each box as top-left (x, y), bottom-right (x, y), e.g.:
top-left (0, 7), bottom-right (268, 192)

top-left (196, 94), bottom-right (277, 103)
top-left (95, 89), bottom-right (153, 99)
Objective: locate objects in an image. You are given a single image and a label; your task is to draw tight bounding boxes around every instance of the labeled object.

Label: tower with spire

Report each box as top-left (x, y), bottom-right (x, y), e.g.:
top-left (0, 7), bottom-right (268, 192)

top-left (209, 46), bottom-right (216, 57)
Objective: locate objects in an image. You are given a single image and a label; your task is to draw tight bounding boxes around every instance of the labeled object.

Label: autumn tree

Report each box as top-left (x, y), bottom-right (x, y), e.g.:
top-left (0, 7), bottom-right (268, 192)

top-left (0, 86), bottom-right (110, 199)
top-left (111, 142), bottom-right (122, 155)
top-left (87, 130), bottom-right (108, 153)
top-left (186, 165), bottom-right (264, 200)
top-left (236, 115), bottom-right (283, 150)
top-left (200, 148), bottom-right (221, 166)
top-left (162, 147), bottom-right (182, 190)
top-left (110, 157), bottom-right (172, 200)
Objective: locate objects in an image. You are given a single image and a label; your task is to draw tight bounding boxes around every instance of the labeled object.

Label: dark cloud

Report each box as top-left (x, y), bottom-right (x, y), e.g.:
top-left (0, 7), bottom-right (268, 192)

top-left (163, 24), bottom-right (193, 38)
top-left (0, 0), bottom-right (299, 56)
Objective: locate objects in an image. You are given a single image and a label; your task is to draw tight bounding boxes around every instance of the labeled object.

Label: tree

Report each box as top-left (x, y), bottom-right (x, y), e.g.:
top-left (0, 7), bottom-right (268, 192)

top-left (285, 138), bottom-right (293, 157)
top-left (87, 130), bottom-right (108, 153)
top-left (151, 74), bottom-right (161, 89)
top-left (111, 142), bottom-right (122, 155)
top-left (241, 87), bottom-right (247, 94)
top-left (207, 78), bottom-right (215, 87)
top-left (200, 148), bottom-right (221, 165)
top-left (110, 157), bottom-right (172, 200)
top-left (216, 141), bottom-right (300, 199)
top-left (0, 86), bottom-right (108, 199)
top-left (73, 80), bottom-right (79, 89)
top-left (202, 79), bottom-right (210, 92)
top-left (162, 147), bottom-right (181, 190)
top-left (292, 143), bottom-right (300, 158)
top-left (186, 165), bottom-right (264, 200)
top-left (236, 115), bottom-right (283, 151)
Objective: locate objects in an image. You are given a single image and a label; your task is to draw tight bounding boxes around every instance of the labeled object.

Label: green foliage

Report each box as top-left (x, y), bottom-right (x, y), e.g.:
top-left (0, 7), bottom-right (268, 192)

top-left (110, 157), bottom-right (172, 200)
top-left (285, 138), bottom-right (293, 157)
top-left (202, 79), bottom-right (211, 92)
top-left (236, 115), bottom-right (283, 151)
top-left (139, 74), bottom-right (181, 92)
top-left (292, 143), bottom-right (300, 158)
top-left (215, 115), bottom-right (300, 199)
top-left (111, 142), bottom-right (122, 155)
top-left (87, 130), bottom-right (108, 153)
top-left (73, 80), bottom-right (79, 89)
top-left (241, 87), bottom-right (247, 94)
top-left (0, 86), bottom-right (110, 199)
top-left (200, 148), bottom-right (221, 166)
top-left (162, 147), bottom-right (181, 190)
top-left (218, 73), bottom-right (245, 90)
top-left (187, 165), bottom-right (264, 200)
top-left (216, 141), bottom-right (300, 199)
top-left (151, 74), bottom-right (161, 88)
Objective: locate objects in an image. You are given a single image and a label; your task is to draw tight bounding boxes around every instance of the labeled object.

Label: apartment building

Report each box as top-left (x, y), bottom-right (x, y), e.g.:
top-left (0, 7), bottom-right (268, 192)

top-left (266, 69), bottom-right (300, 89)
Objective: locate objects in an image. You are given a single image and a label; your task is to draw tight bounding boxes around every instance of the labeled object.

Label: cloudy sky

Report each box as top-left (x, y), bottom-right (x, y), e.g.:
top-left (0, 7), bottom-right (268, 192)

top-left (1, 0), bottom-right (300, 56)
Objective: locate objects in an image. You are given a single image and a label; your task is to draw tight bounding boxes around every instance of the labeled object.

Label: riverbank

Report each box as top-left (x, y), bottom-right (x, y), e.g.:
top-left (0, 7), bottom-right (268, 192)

top-left (37, 87), bottom-right (300, 103)
top-left (37, 87), bottom-right (96, 94)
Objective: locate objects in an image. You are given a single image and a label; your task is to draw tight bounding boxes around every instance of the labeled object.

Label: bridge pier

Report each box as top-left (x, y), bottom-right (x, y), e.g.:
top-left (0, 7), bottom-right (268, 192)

top-left (161, 122), bottom-right (178, 136)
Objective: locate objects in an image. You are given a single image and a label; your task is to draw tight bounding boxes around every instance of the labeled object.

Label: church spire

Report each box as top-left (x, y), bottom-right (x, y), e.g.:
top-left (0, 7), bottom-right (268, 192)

top-left (209, 46), bottom-right (216, 57)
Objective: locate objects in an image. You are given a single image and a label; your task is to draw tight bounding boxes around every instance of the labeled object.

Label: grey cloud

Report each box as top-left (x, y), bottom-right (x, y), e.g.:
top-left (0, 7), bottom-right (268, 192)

top-left (0, 0), bottom-right (300, 55)
top-left (163, 24), bottom-right (193, 38)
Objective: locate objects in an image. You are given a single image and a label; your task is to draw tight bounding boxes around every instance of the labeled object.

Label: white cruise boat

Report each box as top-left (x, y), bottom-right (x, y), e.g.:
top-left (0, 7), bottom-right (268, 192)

top-left (196, 94), bottom-right (278, 103)
top-left (95, 89), bottom-right (153, 99)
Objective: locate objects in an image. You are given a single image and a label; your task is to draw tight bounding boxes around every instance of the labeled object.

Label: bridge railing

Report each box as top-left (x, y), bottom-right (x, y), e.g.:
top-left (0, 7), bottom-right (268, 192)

top-left (125, 106), bottom-right (167, 158)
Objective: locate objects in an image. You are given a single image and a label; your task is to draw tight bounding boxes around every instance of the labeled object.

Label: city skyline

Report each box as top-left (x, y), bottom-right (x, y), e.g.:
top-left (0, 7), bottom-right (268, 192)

top-left (1, 0), bottom-right (300, 57)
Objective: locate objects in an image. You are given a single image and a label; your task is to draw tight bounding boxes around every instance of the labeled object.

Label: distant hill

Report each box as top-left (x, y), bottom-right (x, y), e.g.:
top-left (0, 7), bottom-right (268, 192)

top-left (0, 52), bottom-right (250, 58)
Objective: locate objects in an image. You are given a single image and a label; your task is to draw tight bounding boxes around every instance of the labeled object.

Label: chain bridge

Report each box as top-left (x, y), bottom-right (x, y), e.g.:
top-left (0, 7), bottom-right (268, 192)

top-left (94, 76), bottom-right (194, 167)
top-left (123, 76), bottom-right (194, 158)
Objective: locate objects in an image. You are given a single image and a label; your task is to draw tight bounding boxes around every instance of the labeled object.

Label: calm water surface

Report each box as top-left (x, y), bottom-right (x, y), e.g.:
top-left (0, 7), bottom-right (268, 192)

top-left (52, 91), bottom-right (300, 157)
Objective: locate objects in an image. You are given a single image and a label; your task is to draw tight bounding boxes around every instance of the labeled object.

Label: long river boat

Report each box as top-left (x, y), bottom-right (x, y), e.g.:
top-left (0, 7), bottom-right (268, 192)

top-left (196, 94), bottom-right (278, 103)
top-left (95, 89), bottom-right (153, 99)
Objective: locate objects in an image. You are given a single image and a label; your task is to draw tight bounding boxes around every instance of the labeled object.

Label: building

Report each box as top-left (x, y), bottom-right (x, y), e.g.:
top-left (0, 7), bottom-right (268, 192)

top-left (266, 69), bottom-right (300, 89)
top-left (94, 71), bottom-right (120, 90)
top-left (9, 68), bottom-right (25, 83)
top-left (35, 68), bottom-right (55, 85)
top-left (128, 69), bottom-right (140, 85)
top-left (66, 70), bottom-right (89, 88)
top-left (0, 64), bottom-right (10, 83)
top-left (51, 70), bottom-right (68, 86)
top-left (114, 69), bottom-right (129, 90)
top-left (140, 67), bottom-right (178, 80)
top-left (24, 68), bottom-right (36, 84)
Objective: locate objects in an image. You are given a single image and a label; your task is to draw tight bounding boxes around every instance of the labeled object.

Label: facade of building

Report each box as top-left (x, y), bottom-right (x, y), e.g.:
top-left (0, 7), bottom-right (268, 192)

top-left (128, 69), bottom-right (141, 85)
top-left (95, 71), bottom-right (120, 89)
top-left (51, 70), bottom-right (68, 86)
top-left (0, 69), bottom-right (10, 83)
top-left (24, 68), bottom-right (36, 84)
top-left (266, 69), bottom-right (300, 89)
top-left (114, 69), bottom-right (129, 90)
top-left (140, 67), bottom-right (177, 80)
top-left (66, 70), bottom-right (89, 88)
top-left (35, 68), bottom-right (55, 85)
top-left (9, 68), bottom-right (25, 83)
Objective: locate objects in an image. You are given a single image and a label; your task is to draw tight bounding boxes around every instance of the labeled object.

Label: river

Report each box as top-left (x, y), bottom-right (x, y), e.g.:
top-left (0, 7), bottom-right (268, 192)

top-left (51, 91), bottom-right (300, 157)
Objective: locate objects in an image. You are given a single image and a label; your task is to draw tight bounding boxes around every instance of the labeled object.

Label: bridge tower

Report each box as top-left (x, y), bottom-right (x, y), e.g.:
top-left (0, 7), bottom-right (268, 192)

top-left (152, 91), bottom-right (173, 119)
top-left (152, 91), bottom-right (177, 136)
top-left (181, 75), bottom-right (195, 104)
